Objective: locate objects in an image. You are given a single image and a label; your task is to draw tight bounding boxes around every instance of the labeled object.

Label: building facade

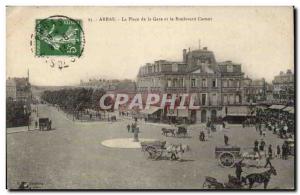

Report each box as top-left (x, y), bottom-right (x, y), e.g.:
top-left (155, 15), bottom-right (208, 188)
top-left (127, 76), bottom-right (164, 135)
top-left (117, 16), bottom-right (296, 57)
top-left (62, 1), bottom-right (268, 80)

top-left (272, 69), bottom-right (294, 104)
top-left (6, 77), bottom-right (31, 102)
top-left (137, 46), bottom-right (246, 123)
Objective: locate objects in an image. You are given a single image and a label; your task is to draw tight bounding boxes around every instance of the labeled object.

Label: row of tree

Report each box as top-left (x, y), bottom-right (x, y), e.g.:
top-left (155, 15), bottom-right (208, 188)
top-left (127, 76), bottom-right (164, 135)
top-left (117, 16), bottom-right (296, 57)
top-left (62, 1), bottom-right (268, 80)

top-left (41, 88), bottom-right (108, 112)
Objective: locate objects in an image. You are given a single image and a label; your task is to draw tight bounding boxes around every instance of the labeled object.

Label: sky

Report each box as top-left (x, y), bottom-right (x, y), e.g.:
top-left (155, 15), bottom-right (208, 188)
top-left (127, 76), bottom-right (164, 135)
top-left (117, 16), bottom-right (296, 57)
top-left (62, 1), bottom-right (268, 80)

top-left (6, 6), bottom-right (294, 86)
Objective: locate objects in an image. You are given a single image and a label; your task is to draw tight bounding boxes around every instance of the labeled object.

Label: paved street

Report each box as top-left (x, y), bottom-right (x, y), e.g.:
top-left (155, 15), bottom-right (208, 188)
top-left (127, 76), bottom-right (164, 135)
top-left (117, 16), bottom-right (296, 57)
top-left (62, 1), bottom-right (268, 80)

top-left (7, 104), bottom-right (294, 189)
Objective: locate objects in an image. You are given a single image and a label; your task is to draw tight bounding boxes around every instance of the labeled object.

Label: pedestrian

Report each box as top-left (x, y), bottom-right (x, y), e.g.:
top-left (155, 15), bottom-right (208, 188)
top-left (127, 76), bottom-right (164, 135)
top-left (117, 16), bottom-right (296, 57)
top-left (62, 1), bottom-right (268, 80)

top-left (264, 156), bottom-right (273, 168)
top-left (281, 142), bottom-right (286, 160)
top-left (276, 145), bottom-right (281, 158)
top-left (258, 123), bottom-right (262, 133)
top-left (49, 120), bottom-right (52, 130)
top-left (224, 134), bottom-right (229, 146)
top-left (254, 140), bottom-right (259, 152)
top-left (127, 124), bottom-right (130, 132)
top-left (131, 123), bottom-right (135, 133)
top-left (35, 120), bottom-right (38, 129)
top-left (255, 122), bottom-right (259, 132)
top-left (207, 127), bottom-right (211, 138)
top-left (259, 139), bottom-right (265, 151)
top-left (199, 131), bottom-right (204, 141)
top-left (268, 144), bottom-right (273, 158)
top-left (234, 159), bottom-right (244, 181)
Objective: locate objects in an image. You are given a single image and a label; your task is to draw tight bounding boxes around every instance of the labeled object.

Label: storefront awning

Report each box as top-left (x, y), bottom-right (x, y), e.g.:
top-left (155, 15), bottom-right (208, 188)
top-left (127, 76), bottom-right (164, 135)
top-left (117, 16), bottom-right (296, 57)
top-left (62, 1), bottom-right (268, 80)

top-left (141, 106), bottom-right (161, 115)
top-left (283, 106), bottom-right (294, 112)
top-left (289, 108), bottom-right (295, 114)
top-left (226, 106), bottom-right (255, 116)
top-left (268, 105), bottom-right (286, 110)
top-left (177, 109), bottom-right (189, 117)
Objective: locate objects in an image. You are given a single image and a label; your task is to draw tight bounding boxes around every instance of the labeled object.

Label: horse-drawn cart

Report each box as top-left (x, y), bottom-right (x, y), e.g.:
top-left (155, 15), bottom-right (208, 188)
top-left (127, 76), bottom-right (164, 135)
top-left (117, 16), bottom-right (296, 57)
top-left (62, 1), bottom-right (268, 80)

top-left (140, 140), bottom-right (189, 160)
top-left (141, 140), bottom-right (166, 160)
top-left (161, 124), bottom-right (188, 137)
top-left (215, 145), bottom-right (241, 167)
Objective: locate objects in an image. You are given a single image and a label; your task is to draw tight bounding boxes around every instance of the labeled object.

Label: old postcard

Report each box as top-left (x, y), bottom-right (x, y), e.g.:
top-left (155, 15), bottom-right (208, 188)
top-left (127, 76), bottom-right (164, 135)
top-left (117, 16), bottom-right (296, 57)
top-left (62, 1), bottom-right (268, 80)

top-left (6, 6), bottom-right (295, 190)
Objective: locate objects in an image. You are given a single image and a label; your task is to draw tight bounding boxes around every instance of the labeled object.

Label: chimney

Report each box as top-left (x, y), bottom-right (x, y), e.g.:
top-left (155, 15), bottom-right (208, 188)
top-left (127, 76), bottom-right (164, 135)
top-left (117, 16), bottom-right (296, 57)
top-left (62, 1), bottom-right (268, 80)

top-left (183, 49), bottom-right (187, 63)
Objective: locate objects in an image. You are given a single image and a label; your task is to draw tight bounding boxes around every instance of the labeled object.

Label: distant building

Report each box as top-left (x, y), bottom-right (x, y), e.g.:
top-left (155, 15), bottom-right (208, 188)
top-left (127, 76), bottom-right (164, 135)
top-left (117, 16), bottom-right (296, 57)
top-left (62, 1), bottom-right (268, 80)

top-left (272, 69), bottom-right (294, 104)
top-left (137, 45), bottom-right (246, 123)
top-left (6, 78), bottom-right (17, 101)
top-left (242, 77), bottom-right (252, 103)
top-left (6, 77), bottom-right (31, 102)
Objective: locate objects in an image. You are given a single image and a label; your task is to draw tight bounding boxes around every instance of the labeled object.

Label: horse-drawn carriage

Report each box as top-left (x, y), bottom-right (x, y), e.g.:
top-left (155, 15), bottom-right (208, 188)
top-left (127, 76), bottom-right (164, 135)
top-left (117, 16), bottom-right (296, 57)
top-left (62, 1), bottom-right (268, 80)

top-left (38, 117), bottom-right (51, 130)
top-left (161, 124), bottom-right (188, 137)
top-left (140, 140), bottom-right (189, 160)
top-left (203, 166), bottom-right (277, 189)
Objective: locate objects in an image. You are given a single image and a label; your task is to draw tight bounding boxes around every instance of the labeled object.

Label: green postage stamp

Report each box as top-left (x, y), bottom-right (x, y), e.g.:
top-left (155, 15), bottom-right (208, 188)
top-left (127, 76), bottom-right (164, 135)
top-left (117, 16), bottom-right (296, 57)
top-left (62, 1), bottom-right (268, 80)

top-left (35, 16), bottom-right (84, 57)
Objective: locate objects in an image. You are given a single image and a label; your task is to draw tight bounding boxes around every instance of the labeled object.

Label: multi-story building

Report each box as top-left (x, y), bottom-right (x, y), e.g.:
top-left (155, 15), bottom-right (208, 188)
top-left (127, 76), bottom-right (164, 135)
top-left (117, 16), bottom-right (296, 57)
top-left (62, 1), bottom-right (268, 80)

top-left (137, 46), bottom-right (246, 123)
top-left (6, 78), bottom-right (17, 101)
top-left (6, 77), bottom-right (31, 102)
top-left (242, 76), bottom-right (252, 103)
top-left (272, 69), bottom-right (294, 104)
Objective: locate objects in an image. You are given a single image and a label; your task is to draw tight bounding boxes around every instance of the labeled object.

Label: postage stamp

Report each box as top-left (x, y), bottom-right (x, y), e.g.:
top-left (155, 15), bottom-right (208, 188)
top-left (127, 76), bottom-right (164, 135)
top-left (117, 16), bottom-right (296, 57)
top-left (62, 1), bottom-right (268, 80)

top-left (35, 16), bottom-right (84, 57)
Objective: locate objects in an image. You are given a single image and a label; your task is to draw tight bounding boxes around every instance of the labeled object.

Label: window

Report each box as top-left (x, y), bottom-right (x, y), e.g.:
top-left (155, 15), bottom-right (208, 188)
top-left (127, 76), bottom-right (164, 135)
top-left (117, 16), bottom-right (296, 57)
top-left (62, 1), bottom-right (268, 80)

top-left (201, 94), bottom-right (206, 105)
top-left (172, 63), bottom-right (178, 72)
top-left (167, 79), bottom-right (172, 87)
top-left (212, 94), bottom-right (217, 105)
top-left (229, 79), bottom-right (233, 87)
top-left (223, 95), bottom-right (228, 105)
top-left (173, 79), bottom-right (177, 87)
top-left (223, 80), bottom-right (228, 87)
top-left (235, 95), bottom-right (240, 103)
top-left (212, 78), bottom-right (217, 88)
top-left (229, 94), bottom-right (235, 104)
top-left (179, 78), bottom-right (184, 87)
top-left (227, 65), bottom-right (233, 72)
top-left (202, 79), bottom-right (207, 87)
top-left (191, 79), bottom-right (196, 88)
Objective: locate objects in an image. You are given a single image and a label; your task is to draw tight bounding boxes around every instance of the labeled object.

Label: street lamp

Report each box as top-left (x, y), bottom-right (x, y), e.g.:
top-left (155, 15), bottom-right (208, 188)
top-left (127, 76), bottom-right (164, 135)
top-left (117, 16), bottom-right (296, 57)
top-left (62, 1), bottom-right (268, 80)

top-left (23, 105), bottom-right (29, 131)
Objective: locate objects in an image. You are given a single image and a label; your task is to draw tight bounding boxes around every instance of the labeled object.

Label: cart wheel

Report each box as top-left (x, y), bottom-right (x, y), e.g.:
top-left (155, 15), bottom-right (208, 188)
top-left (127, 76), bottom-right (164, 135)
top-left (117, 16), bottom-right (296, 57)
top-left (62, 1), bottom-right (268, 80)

top-left (145, 146), bottom-right (157, 159)
top-left (219, 152), bottom-right (235, 167)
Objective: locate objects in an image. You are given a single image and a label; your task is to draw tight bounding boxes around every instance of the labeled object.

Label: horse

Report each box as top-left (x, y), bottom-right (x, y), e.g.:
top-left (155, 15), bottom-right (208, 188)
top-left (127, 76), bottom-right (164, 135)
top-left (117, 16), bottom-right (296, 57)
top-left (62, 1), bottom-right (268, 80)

top-left (166, 143), bottom-right (190, 160)
top-left (243, 166), bottom-right (277, 189)
top-left (161, 128), bottom-right (175, 137)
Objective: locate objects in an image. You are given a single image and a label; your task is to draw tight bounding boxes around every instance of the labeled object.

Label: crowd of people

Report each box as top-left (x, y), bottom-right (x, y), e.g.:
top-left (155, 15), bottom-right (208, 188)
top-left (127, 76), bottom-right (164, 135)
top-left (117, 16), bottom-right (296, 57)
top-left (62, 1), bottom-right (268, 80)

top-left (255, 108), bottom-right (294, 139)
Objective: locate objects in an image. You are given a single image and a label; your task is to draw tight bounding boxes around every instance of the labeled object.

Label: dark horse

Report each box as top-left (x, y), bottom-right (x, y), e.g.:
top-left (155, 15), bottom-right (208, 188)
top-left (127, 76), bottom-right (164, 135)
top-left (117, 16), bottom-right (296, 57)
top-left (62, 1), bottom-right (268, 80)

top-left (243, 166), bottom-right (277, 189)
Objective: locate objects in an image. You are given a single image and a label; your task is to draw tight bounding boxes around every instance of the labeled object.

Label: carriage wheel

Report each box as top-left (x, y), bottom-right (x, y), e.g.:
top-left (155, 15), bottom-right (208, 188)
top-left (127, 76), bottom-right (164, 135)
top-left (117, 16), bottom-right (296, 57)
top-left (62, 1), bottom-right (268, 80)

top-left (145, 146), bottom-right (161, 160)
top-left (219, 152), bottom-right (235, 167)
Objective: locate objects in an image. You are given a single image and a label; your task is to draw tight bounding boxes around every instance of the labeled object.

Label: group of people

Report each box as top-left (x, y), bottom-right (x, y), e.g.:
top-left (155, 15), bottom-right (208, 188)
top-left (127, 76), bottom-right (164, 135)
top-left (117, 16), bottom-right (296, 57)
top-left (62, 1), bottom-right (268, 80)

top-left (127, 123), bottom-right (136, 133)
top-left (255, 108), bottom-right (294, 139)
top-left (253, 138), bottom-right (290, 161)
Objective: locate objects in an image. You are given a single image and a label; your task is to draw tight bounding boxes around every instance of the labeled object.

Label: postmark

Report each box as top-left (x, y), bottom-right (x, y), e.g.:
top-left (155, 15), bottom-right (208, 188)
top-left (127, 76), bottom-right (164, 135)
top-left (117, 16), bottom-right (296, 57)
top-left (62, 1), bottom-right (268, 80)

top-left (35, 15), bottom-right (84, 57)
top-left (30, 15), bottom-right (85, 70)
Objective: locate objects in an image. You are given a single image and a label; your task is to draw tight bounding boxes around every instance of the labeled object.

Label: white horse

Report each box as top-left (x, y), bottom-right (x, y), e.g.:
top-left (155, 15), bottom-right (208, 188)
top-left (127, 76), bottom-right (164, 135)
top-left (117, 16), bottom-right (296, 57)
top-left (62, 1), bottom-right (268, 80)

top-left (166, 144), bottom-right (190, 161)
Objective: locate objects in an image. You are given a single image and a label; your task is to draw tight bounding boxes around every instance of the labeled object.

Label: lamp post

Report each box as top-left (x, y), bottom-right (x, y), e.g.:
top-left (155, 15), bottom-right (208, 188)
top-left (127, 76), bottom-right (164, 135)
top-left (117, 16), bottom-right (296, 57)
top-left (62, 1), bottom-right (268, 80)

top-left (23, 105), bottom-right (29, 131)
